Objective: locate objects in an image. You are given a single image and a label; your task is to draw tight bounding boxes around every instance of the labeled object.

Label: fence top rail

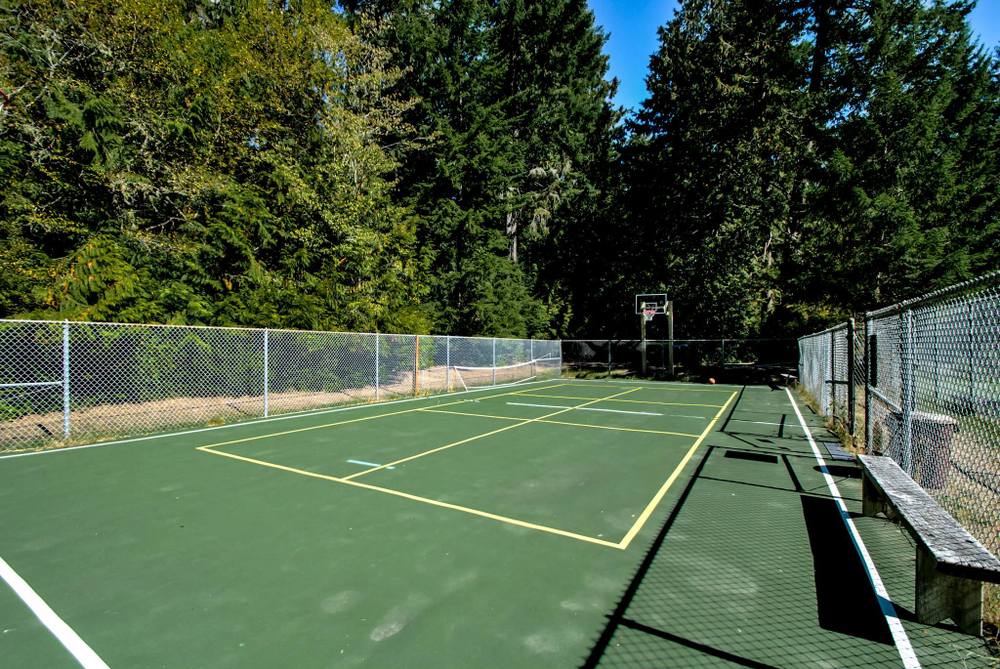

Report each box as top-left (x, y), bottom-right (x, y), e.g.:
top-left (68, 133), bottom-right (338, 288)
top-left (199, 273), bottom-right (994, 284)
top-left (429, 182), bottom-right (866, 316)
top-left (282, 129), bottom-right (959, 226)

top-left (865, 270), bottom-right (1000, 320)
top-left (0, 318), bottom-right (558, 344)
top-left (562, 338), bottom-right (796, 343)
top-left (797, 320), bottom-right (852, 341)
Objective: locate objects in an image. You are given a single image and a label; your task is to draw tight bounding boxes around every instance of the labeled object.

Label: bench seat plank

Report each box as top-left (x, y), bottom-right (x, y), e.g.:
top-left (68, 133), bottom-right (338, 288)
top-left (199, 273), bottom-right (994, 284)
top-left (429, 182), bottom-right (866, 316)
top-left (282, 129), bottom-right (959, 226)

top-left (858, 455), bottom-right (1000, 582)
top-left (859, 454), bottom-right (1000, 635)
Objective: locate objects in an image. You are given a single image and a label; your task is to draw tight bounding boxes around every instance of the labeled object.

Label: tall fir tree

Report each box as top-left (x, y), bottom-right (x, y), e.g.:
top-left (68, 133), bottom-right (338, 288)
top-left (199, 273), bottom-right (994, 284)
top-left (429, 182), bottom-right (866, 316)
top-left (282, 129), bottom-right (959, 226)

top-left (0, 0), bottom-right (427, 331)
top-left (342, 0), bottom-right (616, 337)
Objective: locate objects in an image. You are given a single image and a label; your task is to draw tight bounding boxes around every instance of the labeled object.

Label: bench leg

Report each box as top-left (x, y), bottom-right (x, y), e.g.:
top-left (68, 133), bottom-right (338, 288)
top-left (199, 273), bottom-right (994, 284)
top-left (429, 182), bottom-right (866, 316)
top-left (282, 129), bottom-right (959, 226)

top-left (861, 472), bottom-right (895, 519)
top-left (915, 549), bottom-right (983, 635)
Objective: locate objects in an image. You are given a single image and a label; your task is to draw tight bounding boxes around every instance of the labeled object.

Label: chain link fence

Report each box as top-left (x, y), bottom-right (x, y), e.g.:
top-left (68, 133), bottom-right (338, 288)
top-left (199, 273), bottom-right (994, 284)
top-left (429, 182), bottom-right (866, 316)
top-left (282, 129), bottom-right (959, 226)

top-left (0, 320), bottom-right (561, 452)
top-left (562, 339), bottom-right (797, 383)
top-left (798, 321), bottom-right (861, 437)
top-left (798, 272), bottom-right (1000, 627)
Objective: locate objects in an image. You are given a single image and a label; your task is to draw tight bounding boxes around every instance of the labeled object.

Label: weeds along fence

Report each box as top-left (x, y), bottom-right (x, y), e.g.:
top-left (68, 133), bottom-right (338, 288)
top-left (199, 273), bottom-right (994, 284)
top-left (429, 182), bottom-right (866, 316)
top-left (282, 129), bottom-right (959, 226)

top-left (798, 321), bottom-right (866, 438)
top-left (0, 319), bottom-right (561, 452)
top-left (562, 338), bottom-right (798, 382)
top-left (798, 272), bottom-right (1000, 618)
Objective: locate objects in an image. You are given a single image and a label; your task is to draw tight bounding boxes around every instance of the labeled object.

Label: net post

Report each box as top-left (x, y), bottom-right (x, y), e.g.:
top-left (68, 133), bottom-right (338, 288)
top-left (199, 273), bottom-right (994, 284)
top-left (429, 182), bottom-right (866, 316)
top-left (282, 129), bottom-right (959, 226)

top-left (375, 334), bottom-right (381, 401)
top-left (62, 320), bottom-right (70, 440)
top-left (492, 337), bottom-right (497, 385)
top-left (263, 328), bottom-right (269, 417)
top-left (446, 335), bottom-right (451, 392)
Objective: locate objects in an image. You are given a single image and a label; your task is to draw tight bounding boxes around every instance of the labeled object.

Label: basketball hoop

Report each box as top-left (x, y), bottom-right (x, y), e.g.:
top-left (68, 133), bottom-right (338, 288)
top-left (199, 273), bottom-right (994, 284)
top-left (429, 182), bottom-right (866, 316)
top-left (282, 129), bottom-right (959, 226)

top-left (642, 308), bottom-right (657, 322)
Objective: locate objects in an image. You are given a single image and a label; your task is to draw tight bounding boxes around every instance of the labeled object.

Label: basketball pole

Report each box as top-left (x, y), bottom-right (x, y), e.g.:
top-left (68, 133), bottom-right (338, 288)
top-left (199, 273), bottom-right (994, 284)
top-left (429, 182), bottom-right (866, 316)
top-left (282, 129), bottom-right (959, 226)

top-left (667, 301), bottom-right (675, 377)
top-left (640, 309), bottom-right (647, 376)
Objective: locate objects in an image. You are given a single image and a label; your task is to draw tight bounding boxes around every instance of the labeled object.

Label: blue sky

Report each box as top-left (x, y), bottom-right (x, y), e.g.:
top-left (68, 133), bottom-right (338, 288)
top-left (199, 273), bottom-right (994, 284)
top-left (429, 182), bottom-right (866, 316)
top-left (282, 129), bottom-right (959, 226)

top-left (589, 0), bottom-right (1000, 112)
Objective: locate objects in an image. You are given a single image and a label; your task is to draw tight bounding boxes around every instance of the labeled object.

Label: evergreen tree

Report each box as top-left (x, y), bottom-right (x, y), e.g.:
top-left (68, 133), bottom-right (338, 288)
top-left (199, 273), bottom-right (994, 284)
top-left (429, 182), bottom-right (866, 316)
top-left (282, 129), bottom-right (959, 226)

top-left (343, 0), bottom-right (616, 337)
top-left (624, 0), bottom-right (809, 337)
top-left (0, 0), bottom-right (427, 331)
top-left (618, 0), bottom-right (1000, 336)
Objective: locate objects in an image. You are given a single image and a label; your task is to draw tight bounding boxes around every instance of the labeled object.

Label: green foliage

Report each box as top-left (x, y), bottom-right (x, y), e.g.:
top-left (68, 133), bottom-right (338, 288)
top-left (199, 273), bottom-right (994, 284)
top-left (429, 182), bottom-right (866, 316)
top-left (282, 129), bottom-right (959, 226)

top-left (2, 0), bottom-right (996, 341)
top-left (344, 0), bottom-right (616, 337)
top-left (613, 0), bottom-right (1000, 337)
top-left (1, 0), bottom-right (427, 332)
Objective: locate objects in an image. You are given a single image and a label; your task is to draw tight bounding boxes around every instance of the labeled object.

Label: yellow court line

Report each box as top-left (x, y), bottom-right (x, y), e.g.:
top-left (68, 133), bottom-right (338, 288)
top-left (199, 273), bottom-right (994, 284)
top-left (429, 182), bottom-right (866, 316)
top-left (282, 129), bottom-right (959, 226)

top-left (417, 407), bottom-right (700, 438)
top-left (198, 383), bottom-right (571, 453)
top-left (616, 389), bottom-right (738, 549)
top-left (566, 381), bottom-right (736, 394)
top-left (196, 445), bottom-right (621, 549)
top-left (342, 386), bottom-right (644, 481)
top-left (516, 392), bottom-right (723, 408)
top-left (540, 419), bottom-right (698, 439)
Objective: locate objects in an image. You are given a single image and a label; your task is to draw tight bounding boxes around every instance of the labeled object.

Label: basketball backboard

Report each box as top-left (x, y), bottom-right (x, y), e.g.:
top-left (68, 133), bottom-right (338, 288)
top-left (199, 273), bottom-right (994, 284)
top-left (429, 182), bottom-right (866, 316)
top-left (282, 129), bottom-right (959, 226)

top-left (635, 293), bottom-right (668, 315)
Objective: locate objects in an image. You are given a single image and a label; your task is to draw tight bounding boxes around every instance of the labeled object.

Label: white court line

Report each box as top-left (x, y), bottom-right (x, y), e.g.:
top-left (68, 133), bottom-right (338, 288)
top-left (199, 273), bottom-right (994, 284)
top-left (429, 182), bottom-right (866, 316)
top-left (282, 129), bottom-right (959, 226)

top-left (785, 388), bottom-right (921, 669)
top-left (506, 402), bottom-right (662, 417)
top-left (0, 556), bottom-right (109, 668)
top-left (347, 459), bottom-right (394, 470)
top-left (0, 378), bottom-right (563, 461)
top-left (729, 418), bottom-right (804, 428)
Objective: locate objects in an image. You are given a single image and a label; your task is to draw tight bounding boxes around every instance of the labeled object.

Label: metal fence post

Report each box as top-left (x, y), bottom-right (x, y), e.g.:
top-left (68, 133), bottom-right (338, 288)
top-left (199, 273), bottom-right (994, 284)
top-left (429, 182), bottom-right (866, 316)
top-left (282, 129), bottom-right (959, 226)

top-left (864, 317), bottom-right (873, 453)
top-left (263, 329), bottom-right (269, 417)
top-left (446, 335), bottom-right (451, 392)
top-left (607, 339), bottom-right (612, 375)
top-left (375, 334), bottom-right (380, 401)
top-left (829, 329), bottom-right (836, 419)
top-left (847, 319), bottom-right (856, 436)
top-left (492, 337), bottom-right (497, 385)
top-left (62, 320), bottom-right (70, 440)
top-left (413, 335), bottom-right (420, 396)
top-left (901, 309), bottom-right (915, 474)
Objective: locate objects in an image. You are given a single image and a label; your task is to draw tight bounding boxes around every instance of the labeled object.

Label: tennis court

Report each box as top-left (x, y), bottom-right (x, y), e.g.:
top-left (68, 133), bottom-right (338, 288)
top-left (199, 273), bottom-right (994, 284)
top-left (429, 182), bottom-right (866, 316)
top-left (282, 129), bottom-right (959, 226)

top-left (0, 379), bottom-right (994, 667)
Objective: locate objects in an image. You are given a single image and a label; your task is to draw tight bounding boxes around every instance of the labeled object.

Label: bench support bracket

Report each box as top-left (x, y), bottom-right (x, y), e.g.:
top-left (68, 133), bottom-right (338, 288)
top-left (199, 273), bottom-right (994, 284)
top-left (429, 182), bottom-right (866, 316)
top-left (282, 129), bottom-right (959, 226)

top-left (862, 465), bottom-right (986, 636)
top-left (916, 550), bottom-right (983, 636)
top-left (861, 472), bottom-right (896, 520)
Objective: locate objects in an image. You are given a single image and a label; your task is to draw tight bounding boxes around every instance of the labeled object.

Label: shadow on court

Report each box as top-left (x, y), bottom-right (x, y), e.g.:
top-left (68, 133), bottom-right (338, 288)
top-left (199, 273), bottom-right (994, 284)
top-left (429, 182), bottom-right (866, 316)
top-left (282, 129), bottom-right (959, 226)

top-left (580, 387), bottom-right (999, 668)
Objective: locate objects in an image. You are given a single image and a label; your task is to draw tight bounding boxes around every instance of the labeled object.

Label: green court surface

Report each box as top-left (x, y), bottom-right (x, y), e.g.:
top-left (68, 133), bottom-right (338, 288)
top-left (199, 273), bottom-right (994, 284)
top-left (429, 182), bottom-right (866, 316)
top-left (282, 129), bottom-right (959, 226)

top-left (0, 379), bottom-right (995, 667)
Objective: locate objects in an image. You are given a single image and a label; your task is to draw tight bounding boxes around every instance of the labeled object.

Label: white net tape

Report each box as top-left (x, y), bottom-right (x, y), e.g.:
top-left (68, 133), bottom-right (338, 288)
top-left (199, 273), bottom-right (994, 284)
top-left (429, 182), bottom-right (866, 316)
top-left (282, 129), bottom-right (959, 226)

top-left (450, 358), bottom-right (555, 391)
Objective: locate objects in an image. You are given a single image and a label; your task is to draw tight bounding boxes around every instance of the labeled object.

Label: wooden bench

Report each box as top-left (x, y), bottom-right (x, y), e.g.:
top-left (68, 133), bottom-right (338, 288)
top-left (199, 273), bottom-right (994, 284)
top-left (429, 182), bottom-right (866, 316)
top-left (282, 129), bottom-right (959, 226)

top-left (858, 454), bottom-right (1000, 635)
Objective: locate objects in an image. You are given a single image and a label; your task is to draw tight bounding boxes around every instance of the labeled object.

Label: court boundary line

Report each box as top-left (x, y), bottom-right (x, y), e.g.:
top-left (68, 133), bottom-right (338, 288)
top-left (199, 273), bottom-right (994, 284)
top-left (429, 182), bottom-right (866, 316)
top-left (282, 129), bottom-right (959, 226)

top-left (785, 387), bottom-right (921, 669)
top-left (562, 379), bottom-right (739, 393)
top-left (0, 379), bottom-right (569, 462)
top-left (341, 387), bottom-right (644, 481)
top-left (196, 383), bottom-right (734, 550)
top-left (196, 445), bottom-right (622, 549)
top-left (516, 392), bottom-right (724, 408)
top-left (617, 390), bottom-right (738, 549)
top-left (0, 555), bottom-right (110, 669)
top-left (195, 382), bottom-right (574, 455)
top-left (506, 401), bottom-right (664, 416)
top-left (417, 407), bottom-right (700, 438)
